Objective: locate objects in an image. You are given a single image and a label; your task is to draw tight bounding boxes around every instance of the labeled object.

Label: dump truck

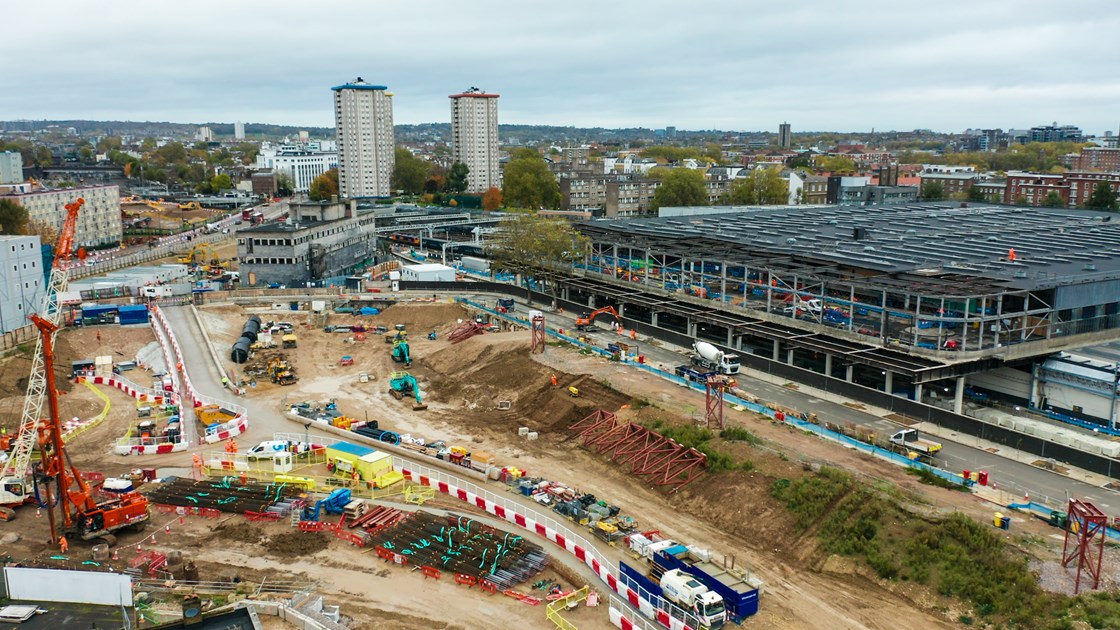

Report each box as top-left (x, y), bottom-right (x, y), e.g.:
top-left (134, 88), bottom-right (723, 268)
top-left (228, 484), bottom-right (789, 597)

top-left (282, 334), bottom-right (298, 348)
top-left (889, 428), bottom-right (942, 457)
top-left (691, 341), bottom-right (740, 375)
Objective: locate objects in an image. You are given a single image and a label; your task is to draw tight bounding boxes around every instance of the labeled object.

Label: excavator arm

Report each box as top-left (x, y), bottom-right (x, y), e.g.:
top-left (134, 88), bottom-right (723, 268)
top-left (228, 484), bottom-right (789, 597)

top-left (576, 306), bottom-right (621, 329)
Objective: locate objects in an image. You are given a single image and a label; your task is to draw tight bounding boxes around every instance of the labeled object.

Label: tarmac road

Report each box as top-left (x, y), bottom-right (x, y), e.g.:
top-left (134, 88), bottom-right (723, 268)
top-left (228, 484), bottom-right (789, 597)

top-left (488, 294), bottom-right (1118, 513)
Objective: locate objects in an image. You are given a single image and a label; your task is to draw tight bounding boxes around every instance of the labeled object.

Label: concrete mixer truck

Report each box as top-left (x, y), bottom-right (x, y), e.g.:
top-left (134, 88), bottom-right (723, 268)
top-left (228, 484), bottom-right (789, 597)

top-left (691, 341), bottom-right (741, 375)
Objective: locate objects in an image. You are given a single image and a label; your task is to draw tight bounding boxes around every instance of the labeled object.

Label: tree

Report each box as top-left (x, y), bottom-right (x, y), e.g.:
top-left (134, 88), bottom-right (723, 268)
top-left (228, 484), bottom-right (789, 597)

top-left (502, 154), bottom-right (561, 209)
top-left (28, 219), bottom-right (58, 248)
top-left (0, 199), bottom-right (29, 235)
top-left (392, 147), bottom-right (431, 194)
top-left (1041, 191), bottom-right (1066, 208)
top-left (486, 214), bottom-right (589, 295)
top-left (308, 168), bottom-right (339, 201)
top-left (724, 168), bottom-right (788, 205)
top-left (447, 162), bottom-right (470, 193)
top-left (966, 186), bottom-right (986, 202)
top-left (921, 181), bottom-right (945, 201)
top-left (276, 172), bottom-right (294, 197)
top-left (651, 168), bottom-right (707, 210)
top-left (1086, 182), bottom-right (1119, 211)
top-left (482, 186), bottom-right (503, 211)
top-left (817, 155), bottom-right (857, 173)
top-left (210, 173), bottom-right (232, 192)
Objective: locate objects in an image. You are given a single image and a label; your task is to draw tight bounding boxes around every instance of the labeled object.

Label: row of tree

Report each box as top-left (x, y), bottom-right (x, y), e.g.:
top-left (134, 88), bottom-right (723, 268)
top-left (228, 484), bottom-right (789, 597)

top-left (649, 167), bottom-right (790, 210)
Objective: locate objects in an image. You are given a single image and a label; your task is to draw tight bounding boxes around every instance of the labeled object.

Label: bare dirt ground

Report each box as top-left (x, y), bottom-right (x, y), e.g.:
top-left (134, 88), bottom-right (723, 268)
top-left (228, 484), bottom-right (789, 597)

top-left (2, 302), bottom-right (1083, 628)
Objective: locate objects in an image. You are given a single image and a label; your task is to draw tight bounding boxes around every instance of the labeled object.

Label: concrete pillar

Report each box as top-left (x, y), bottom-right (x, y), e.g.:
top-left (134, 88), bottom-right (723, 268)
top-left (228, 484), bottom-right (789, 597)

top-left (824, 353), bottom-right (833, 377)
top-left (884, 370), bottom-right (894, 394)
top-left (786, 348), bottom-right (795, 365)
top-left (617, 303), bottom-right (626, 318)
top-left (954, 376), bottom-right (966, 414)
top-left (588, 294), bottom-right (596, 308)
top-left (687, 320), bottom-right (697, 338)
top-left (772, 340), bottom-right (781, 361)
top-left (845, 364), bottom-right (854, 382)
top-left (726, 329), bottom-right (734, 347)
top-left (651, 311), bottom-right (659, 327)
top-left (914, 383), bottom-right (923, 402)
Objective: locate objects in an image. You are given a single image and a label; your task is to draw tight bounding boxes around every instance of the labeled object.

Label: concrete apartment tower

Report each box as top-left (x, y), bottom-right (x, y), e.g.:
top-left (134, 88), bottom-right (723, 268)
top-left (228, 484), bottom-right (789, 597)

top-left (779, 122), bottom-right (792, 148)
top-left (333, 78), bottom-right (395, 198)
top-left (234, 121), bottom-right (245, 140)
top-left (450, 88), bottom-right (500, 193)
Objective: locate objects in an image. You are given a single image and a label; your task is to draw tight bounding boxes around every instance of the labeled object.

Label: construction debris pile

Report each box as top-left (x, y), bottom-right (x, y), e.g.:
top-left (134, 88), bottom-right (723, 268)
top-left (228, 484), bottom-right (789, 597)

top-left (513, 476), bottom-right (638, 544)
top-left (365, 511), bottom-right (550, 589)
top-left (144, 477), bottom-right (301, 514)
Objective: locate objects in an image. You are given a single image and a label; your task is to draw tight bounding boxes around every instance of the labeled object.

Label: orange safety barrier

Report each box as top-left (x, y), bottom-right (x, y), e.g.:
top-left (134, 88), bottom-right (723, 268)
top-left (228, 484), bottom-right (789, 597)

top-left (334, 529), bottom-right (365, 547)
top-left (198, 508), bottom-right (221, 518)
top-left (480, 580), bottom-right (498, 594)
top-left (155, 504), bottom-right (179, 513)
top-left (454, 573), bottom-right (477, 587)
top-left (375, 546), bottom-right (393, 561)
top-left (421, 565), bottom-right (441, 579)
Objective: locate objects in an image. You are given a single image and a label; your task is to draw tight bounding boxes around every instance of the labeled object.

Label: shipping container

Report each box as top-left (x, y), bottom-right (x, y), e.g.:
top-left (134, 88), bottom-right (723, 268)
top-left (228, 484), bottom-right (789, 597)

top-left (118, 304), bottom-right (150, 325)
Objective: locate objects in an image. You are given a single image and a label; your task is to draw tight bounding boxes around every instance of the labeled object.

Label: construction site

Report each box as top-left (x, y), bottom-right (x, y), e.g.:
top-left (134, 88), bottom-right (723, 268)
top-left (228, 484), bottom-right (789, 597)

top-left (1, 202), bottom-right (1120, 629)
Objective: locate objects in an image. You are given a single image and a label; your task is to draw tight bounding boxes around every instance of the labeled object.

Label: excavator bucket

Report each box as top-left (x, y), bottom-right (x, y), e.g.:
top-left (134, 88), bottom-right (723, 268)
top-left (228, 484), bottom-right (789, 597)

top-left (412, 401), bottom-right (427, 411)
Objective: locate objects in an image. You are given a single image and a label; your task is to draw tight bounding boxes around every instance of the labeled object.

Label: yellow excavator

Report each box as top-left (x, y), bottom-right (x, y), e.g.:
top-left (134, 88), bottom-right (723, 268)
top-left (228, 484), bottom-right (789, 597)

top-left (176, 243), bottom-right (221, 268)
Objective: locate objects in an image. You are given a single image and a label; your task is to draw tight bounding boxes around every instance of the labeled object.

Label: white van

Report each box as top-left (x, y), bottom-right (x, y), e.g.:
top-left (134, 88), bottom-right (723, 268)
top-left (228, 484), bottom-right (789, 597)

top-left (246, 440), bottom-right (308, 460)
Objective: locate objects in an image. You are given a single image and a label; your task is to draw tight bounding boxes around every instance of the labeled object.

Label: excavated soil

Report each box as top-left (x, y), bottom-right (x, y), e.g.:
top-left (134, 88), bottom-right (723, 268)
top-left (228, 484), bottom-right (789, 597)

top-left (267, 530), bottom-right (331, 557)
top-left (414, 334), bottom-right (634, 434)
top-left (207, 521), bottom-right (266, 545)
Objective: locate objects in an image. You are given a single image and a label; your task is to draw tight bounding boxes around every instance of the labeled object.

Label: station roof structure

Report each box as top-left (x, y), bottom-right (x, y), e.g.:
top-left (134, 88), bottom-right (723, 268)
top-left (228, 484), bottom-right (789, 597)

top-left (584, 202), bottom-right (1120, 294)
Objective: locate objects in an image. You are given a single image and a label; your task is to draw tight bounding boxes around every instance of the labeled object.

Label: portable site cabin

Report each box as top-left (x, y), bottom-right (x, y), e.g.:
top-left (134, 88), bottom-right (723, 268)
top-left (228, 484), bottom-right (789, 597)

top-left (325, 441), bottom-right (401, 488)
top-left (118, 304), bottom-right (150, 325)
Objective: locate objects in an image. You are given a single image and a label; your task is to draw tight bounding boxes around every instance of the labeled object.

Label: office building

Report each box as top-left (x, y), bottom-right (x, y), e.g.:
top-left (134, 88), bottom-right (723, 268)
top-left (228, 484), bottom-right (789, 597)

top-left (234, 121), bottom-right (245, 140)
top-left (0, 185), bottom-right (122, 248)
top-left (450, 88), bottom-right (500, 192)
top-left (1030, 123), bottom-right (1082, 143)
top-left (237, 198), bottom-right (378, 287)
top-left (778, 123), bottom-right (791, 149)
top-left (0, 235), bottom-right (45, 334)
top-left (332, 78), bottom-right (394, 198)
top-left (0, 151), bottom-right (22, 185)
top-left (196, 126), bottom-right (214, 142)
top-left (1077, 147), bottom-right (1120, 172)
top-left (255, 142), bottom-right (338, 192)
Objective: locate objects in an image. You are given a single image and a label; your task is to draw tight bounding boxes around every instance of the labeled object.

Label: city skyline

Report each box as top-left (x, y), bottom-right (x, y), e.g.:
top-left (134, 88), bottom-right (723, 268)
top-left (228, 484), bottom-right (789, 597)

top-left (2, 1), bottom-right (1118, 133)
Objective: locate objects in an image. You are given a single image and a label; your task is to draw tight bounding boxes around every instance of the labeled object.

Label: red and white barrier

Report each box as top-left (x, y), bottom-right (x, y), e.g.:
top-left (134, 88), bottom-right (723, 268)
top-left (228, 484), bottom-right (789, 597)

top-left (397, 461), bottom-right (698, 630)
top-left (149, 305), bottom-right (249, 445)
top-left (80, 374), bottom-right (172, 406)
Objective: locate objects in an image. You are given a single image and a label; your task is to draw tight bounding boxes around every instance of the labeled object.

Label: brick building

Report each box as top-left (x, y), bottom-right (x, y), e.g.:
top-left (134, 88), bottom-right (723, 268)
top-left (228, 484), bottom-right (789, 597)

top-left (1066, 172), bottom-right (1120, 207)
top-left (920, 172), bottom-right (978, 197)
top-left (1077, 148), bottom-right (1120, 172)
top-left (1004, 172), bottom-right (1069, 206)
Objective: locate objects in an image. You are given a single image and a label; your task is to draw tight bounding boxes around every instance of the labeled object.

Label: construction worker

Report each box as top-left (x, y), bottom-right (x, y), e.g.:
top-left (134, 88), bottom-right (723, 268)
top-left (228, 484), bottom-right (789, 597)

top-left (59, 536), bottom-right (68, 554)
top-left (630, 329), bottom-right (637, 341)
top-left (95, 331), bottom-right (101, 343)
top-left (239, 471), bottom-right (248, 486)
top-left (225, 438), bottom-right (238, 454)
top-left (550, 374), bottom-right (558, 387)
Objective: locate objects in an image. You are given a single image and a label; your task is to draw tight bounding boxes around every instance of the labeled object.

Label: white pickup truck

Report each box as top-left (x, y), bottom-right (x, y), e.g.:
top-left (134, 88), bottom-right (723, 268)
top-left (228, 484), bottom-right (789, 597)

top-left (889, 429), bottom-right (942, 457)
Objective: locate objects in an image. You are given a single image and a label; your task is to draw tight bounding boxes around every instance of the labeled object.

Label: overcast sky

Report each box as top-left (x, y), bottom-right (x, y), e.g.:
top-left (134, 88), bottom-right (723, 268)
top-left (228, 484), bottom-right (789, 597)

top-left (3, 1), bottom-right (1118, 134)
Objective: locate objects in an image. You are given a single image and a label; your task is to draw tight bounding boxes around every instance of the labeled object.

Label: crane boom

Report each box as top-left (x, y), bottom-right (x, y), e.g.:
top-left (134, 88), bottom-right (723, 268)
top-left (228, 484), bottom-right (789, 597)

top-left (0, 198), bottom-right (83, 502)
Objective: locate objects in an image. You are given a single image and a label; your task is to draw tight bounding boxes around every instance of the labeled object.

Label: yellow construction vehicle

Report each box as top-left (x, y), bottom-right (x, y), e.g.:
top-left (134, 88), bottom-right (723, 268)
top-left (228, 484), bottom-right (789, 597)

top-left (178, 201), bottom-right (202, 211)
top-left (282, 334), bottom-right (298, 349)
top-left (267, 357), bottom-right (298, 385)
top-left (568, 386), bottom-right (581, 398)
top-left (176, 243), bottom-right (218, 267)
top-left (145, 200), bottom-right (165, 212)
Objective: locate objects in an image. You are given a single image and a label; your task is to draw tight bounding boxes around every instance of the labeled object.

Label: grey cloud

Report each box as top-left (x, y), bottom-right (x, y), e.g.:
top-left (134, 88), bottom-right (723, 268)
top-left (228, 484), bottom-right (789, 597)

top-left (1, 0), bottom-right (1118, 132)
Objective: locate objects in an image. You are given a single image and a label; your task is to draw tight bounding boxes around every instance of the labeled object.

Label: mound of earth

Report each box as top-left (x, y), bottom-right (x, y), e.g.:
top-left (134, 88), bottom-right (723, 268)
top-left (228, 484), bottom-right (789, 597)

top-left (268, 530), bottom-right (331, 557)
top-left (415, 334), bottom-right (633, 434)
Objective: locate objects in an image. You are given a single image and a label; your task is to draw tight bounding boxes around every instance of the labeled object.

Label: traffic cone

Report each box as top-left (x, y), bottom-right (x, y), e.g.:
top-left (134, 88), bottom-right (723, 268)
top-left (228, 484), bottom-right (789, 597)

top-left (35, 508), bottom-right (41, 518)
top-left (112, 549), bottom-right (119, 560)
top-left (165, 524), bottom-right (171, 534)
